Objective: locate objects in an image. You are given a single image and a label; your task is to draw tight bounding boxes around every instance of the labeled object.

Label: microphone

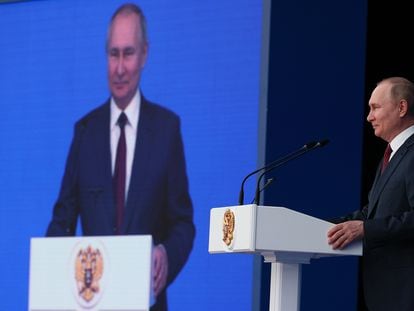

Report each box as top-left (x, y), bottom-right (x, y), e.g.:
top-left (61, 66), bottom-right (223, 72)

top-left (252, 177), bottom-right (275, 204)
top-left (238, 140), bottom-right (322, 205)
top-left (239, 141), bottom-right (318, 205)
top-left (252, 139), bottom-right (329, 205)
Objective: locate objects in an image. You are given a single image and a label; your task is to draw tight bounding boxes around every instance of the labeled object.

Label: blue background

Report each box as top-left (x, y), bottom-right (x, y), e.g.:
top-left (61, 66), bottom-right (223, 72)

top-left (0, 0), bottom-right (368, 310)
top-left (263, 1), bottom-right (367, 310)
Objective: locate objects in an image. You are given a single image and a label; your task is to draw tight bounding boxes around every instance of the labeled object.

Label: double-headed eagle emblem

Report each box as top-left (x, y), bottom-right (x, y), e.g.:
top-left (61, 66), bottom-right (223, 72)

top-left (75, 245), bottom-right (104, 303)
top-left (223, 209), bottom-right (235, 246)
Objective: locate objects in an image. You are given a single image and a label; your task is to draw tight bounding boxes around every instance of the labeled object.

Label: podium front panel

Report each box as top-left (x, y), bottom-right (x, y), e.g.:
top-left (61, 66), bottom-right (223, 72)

top-left (29, 235), bottom-right (153, 311)
top-left (208, 204), bottom-right (257, 253)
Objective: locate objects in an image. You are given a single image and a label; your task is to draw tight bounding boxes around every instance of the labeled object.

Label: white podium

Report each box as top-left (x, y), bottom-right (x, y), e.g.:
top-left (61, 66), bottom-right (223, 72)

top-left (208, 204), bottom-right (362, 311)
top-left (29, 235), bottom-right (154, 311)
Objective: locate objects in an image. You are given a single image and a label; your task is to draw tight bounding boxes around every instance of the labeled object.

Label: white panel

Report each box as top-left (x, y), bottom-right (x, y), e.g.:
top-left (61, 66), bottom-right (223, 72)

top-left (29, 235), bottom-right (153, 311)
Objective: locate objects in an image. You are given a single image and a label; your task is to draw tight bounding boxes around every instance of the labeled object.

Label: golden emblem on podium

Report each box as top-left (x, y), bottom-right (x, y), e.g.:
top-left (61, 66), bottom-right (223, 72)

top-left (75, 245), bottom-right (104, 303)
top-left (223, 209), bottom-right (235, 247)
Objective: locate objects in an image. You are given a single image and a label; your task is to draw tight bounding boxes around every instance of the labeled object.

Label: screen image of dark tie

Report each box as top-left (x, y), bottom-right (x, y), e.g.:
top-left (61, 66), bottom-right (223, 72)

top-left (381, 143), bottom-right (392, 174)
top-left (113, 112), bottom-right (127, 234)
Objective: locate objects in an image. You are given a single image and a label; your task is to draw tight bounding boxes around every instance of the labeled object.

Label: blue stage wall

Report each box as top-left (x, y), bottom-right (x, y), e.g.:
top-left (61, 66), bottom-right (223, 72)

top-left (263, 1), bottom-right (367, 310)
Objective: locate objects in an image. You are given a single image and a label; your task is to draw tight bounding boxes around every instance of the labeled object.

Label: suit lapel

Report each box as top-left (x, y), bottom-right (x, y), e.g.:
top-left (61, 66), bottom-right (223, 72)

top-left (367, 134), bottom-right (414, 217)
top-left (99, 102), bottom-right (113, 182)
top-left (96, 102), bottom-right (116, 226)
top-left (121, 97), bottom-right (153, 233)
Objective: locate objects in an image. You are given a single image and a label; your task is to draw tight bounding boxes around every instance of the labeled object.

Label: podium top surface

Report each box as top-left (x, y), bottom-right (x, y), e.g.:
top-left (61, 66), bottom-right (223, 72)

top-left (208, 204), bottom-right (362, 262)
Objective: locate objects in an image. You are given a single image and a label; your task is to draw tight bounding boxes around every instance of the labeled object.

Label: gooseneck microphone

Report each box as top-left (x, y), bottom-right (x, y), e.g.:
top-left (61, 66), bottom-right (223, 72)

top-left (252, 139), bottom-right (329, 205)
top-left (238, 139), bottom-right (329, 205)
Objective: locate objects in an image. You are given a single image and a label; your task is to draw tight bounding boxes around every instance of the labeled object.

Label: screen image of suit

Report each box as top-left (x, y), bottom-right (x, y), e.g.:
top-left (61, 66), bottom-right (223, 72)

top-left (46, 95), bottom-right (195, 311)
top-left (341, 133), bottom-right (414, 311)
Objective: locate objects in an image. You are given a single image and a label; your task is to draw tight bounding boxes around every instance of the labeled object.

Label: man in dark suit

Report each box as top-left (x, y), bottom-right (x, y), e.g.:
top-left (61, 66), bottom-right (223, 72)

top-left (327, 77), bottom-right (414, 311)
top-left (46, 3), bottom-right (195, 310)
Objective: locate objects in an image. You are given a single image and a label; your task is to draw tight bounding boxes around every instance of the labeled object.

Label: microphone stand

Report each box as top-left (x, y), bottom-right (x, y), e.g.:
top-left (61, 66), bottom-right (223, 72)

top-left (238, 142), bottom-right (316, 205)
top-left (253, 140), bottom-right (329, 205)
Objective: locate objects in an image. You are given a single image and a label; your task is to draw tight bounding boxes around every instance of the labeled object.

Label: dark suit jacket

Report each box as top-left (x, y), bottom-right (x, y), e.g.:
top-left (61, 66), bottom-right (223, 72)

top-left (46, 96), bottom-right (195, 311)
top-left (341, 133), bottom-right (414, 311)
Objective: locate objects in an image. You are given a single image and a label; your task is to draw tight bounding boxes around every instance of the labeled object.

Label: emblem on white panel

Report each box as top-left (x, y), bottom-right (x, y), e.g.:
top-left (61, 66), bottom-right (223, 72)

top-left (223, 209), bottom-right (235, 248)
top-left (71, 240), bottom-right (108, 309)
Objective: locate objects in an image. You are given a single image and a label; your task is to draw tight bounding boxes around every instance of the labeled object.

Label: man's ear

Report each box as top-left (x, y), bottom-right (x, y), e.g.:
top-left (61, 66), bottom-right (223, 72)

top-left (399, 99), bottom-right (408, 117)
top-left (141, 42), bottom-right (149, 69)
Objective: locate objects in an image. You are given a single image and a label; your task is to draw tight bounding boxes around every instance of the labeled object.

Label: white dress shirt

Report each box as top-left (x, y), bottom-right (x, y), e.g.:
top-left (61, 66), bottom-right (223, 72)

top-left (110, 91), bottom-right (141, 200)
top-left (389, 124), bottom-right (414, 160)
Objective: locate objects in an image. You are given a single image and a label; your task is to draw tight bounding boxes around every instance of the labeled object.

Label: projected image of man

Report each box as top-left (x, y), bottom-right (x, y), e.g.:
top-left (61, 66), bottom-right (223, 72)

top-left (46, 4), bottom-right (195, 311)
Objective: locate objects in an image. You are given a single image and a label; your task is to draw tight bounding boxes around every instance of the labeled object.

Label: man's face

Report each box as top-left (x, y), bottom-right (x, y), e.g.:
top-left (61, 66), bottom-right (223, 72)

top-left (107, 14), bottom-right (147, 109)
top-left (367, 82), bottom-right (402, 142)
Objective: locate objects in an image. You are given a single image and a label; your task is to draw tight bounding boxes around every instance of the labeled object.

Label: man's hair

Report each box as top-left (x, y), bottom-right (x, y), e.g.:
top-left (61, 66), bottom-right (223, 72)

top-left (379, 76), bottom-right (414, 117)
top-left (106, 3), bottom-right (148, 51)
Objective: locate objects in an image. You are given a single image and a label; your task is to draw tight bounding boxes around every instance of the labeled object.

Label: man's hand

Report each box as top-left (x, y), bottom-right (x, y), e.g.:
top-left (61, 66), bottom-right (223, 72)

top-left (153, 244), bottom-right (168, 297)
top-left (327, 220), bottom-right (364, 250)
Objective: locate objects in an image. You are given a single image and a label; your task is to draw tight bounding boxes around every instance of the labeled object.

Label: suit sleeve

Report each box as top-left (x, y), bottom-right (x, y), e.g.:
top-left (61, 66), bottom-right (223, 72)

top-left (45, 123), bottom-right (82, 236)
top-left (363, 153), bottom-right (414, 248)
top-left (162, 117), bottom-right (195, 285)
top-left (329, 206), bottom-right (368, 224)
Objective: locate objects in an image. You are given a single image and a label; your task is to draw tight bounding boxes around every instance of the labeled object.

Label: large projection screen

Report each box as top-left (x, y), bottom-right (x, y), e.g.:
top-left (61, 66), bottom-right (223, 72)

top-left (0, 0), bottom-right (263, 310)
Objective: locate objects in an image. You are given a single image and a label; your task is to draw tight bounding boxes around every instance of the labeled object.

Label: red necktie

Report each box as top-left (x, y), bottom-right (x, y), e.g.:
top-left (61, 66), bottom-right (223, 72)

top-left (113, 112), bottom-right (127, 234)
top-left (381, 144), bottom-right (392, 174)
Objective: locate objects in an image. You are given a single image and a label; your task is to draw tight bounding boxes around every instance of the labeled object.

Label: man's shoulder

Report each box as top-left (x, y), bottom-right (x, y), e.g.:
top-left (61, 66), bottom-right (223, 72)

top-left (143, 98), bottom-right (179, 119)
top-left (142, 97), bottom-right (180, 125)
top-left (74, 100), bottom-right (110, 129)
